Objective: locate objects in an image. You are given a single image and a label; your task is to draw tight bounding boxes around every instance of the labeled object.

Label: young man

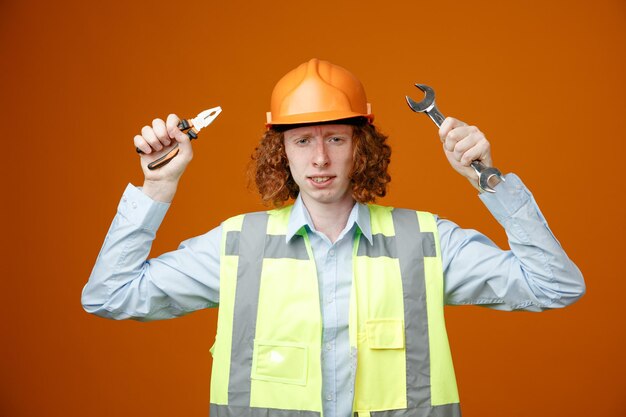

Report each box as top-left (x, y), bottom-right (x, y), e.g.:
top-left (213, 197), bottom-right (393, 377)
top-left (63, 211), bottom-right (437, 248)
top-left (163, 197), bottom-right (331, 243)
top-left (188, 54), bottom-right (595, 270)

top-left (82, 59), bottom-right (585, 417)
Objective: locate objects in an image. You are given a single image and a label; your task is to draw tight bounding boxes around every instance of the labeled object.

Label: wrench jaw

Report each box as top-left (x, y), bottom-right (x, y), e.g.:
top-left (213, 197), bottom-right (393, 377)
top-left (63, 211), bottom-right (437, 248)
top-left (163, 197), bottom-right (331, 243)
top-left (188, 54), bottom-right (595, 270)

top-left (406, 84), bottom-right (445, 128)
top-left (405, 84), bottom-right (436, 113)
top-left (472, 163), bottom-right (506, 193)
top-left (406, 95), bottom-right (420, 112)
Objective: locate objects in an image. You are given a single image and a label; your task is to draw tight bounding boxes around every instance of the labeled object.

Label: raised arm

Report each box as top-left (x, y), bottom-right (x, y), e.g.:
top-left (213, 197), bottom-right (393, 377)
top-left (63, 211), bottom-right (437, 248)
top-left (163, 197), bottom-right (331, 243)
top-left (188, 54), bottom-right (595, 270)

top-left (81, 114), bottom-right (221, 320)
top-left (435, 117), bottom-right (585, 310)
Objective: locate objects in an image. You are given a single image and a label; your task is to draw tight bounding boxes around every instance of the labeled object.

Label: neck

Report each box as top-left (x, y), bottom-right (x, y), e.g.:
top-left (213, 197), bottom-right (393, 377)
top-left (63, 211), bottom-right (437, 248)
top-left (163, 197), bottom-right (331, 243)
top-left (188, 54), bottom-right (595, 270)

top-left (302, 197), bottom-right (355, 243)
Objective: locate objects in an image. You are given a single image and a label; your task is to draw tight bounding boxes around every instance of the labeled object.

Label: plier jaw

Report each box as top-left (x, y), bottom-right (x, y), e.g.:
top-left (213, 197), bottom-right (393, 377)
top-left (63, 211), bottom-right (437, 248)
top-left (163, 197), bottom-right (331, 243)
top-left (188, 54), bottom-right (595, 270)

top-left (178, 106), bottom-right (223, 139)
top-left (137, 106), bottom-right (222, 170)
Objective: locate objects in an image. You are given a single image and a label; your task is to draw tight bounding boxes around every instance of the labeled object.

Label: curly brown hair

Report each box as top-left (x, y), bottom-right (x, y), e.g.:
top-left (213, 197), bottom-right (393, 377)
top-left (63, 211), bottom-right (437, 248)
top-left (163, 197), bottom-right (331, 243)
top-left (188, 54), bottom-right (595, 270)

top-left (250, 119), bottom-right (391, 207)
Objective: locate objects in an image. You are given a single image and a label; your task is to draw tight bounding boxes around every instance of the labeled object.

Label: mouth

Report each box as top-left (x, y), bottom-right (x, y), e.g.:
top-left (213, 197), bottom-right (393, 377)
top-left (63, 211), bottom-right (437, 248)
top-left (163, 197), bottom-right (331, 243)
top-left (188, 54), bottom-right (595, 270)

top-left (308, 175), bottom-right (335, 185)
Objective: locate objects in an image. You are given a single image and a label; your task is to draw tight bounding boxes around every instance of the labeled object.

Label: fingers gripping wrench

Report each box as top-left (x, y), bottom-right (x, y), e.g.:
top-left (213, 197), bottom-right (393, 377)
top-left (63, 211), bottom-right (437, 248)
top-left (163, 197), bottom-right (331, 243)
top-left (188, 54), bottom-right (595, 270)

top-left (405, 84), bottom-right (504, 193)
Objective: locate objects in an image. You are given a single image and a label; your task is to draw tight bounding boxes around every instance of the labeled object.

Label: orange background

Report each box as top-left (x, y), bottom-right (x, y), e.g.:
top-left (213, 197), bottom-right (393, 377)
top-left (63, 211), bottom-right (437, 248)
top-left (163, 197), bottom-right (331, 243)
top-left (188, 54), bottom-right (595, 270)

top-left (1, 0), bottom-right (624, 416)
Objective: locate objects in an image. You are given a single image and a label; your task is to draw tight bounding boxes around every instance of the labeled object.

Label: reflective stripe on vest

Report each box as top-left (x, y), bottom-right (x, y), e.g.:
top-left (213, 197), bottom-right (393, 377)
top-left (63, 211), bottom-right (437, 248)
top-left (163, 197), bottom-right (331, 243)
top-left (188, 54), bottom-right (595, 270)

top-left (209, 205), bottom-right (460, 417)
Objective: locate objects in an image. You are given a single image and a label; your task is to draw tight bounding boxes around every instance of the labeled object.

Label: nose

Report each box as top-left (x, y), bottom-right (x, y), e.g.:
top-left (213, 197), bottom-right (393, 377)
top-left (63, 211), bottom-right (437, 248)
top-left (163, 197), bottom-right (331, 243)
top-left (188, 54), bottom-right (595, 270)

top-left (313, 140), bottom-right (329, 168)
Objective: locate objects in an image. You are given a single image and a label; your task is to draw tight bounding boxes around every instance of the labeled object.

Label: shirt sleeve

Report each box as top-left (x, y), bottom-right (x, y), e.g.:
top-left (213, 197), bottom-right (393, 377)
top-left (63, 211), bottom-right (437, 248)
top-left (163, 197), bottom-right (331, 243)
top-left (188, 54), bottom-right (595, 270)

top-left (439, 174), bottom-right (585, 311)
top-left (81, 184), bottom-right (221, 321)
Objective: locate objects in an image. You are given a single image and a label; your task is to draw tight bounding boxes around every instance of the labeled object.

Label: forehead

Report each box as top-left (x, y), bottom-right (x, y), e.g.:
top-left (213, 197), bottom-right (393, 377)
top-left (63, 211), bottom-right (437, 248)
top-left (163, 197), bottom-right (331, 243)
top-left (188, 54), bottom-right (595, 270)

top-left (283, 123), bottom-right (353, 139)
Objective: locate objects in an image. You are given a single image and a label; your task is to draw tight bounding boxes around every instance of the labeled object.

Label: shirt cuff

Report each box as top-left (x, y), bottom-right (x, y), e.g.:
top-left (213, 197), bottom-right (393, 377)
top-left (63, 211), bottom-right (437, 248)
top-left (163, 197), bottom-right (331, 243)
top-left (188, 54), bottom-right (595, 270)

top-left (478, 173), bottom-right (532, 221)
top-left (117, 183), bottom-right (170, 231)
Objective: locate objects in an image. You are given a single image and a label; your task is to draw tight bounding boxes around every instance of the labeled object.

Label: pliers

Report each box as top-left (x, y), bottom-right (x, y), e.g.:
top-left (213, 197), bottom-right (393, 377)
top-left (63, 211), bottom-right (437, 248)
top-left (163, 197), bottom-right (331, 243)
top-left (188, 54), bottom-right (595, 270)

top-left (136, 106), bottom-right (222, 170)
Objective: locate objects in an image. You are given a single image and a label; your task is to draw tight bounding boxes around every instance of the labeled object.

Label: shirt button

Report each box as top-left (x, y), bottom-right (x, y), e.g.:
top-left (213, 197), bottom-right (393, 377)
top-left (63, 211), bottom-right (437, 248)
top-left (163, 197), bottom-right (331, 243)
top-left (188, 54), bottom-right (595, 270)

top-left (329, 249), bottom-right (335, 257)
top-left (131, 202), bottom-right (137, 209)
top-left (326, 298), bottom-right (334, 305)
top-left (325, 343), bottom-right (332, 351)
top-left (326, 394), bottom-right (333, 401)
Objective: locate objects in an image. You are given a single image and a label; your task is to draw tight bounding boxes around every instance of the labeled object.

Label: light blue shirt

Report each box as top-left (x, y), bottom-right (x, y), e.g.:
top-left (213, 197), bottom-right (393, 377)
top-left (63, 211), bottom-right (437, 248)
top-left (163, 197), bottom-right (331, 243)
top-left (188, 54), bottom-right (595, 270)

top-left (82, 173), bottom-right (585, 417)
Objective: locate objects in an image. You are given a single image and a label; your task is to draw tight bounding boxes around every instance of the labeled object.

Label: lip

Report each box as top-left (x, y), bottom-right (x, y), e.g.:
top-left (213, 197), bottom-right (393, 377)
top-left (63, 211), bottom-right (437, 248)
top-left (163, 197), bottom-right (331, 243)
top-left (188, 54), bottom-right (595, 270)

top-left (307, 175), bottom-right (335, 187)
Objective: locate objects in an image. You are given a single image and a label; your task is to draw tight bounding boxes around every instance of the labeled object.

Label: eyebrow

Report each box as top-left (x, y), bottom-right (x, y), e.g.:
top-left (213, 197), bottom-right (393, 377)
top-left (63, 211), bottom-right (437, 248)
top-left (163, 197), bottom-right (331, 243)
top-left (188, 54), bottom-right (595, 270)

top-left (323, 130), bottom-right (351, 136)
top-left (285, 127), bottom-right (352, 140)
top-left (290, 130), bottom-right (351, 137)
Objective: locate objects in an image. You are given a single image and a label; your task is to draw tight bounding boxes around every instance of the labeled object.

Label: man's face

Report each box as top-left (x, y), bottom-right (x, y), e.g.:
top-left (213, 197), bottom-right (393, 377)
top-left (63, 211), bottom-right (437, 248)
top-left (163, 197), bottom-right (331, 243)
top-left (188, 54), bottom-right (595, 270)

top-left (283, 124), bottom-right (354, 208)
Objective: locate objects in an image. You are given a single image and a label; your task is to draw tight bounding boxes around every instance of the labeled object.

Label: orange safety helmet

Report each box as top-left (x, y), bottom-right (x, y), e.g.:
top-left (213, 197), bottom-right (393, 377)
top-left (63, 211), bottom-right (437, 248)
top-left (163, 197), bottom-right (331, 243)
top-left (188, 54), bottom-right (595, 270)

top-left (266, 58), bottom-right (374, 128)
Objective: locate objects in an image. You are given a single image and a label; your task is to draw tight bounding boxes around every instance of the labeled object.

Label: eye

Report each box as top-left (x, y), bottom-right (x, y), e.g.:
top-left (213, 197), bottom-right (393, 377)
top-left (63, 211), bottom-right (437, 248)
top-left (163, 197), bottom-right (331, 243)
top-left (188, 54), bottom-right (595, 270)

top-left (328, 136), bottom-right (344, 143)
top-left (288, 135), bottom-right (310, 145)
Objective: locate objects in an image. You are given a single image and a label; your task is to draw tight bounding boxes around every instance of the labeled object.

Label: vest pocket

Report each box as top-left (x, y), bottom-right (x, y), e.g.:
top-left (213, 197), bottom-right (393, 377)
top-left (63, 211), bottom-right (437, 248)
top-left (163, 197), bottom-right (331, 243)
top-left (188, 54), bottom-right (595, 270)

top-left (366, 319), bottom-right (405, 349)
top-left (251, 340), bottom-right (308, 386)
top-left (356, 319), bottom-right (407, 410)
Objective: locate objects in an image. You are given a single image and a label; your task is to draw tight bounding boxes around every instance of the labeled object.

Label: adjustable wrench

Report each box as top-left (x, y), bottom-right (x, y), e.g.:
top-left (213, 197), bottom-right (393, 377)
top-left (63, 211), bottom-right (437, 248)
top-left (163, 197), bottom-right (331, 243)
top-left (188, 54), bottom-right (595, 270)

top-left (405, 84), bottom-right (504, 193)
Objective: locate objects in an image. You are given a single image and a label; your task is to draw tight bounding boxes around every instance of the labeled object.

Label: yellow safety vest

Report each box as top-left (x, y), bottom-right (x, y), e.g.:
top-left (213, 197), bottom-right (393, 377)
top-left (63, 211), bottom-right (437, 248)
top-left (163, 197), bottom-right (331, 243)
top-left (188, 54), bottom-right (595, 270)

top-left (209, 205), bottom-right (460, 417)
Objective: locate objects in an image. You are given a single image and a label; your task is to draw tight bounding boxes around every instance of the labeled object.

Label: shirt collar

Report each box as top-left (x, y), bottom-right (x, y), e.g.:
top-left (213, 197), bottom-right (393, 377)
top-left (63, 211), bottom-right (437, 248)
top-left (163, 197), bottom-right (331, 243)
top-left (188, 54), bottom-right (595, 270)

top-left (286, 194), bottom-right (373, 244)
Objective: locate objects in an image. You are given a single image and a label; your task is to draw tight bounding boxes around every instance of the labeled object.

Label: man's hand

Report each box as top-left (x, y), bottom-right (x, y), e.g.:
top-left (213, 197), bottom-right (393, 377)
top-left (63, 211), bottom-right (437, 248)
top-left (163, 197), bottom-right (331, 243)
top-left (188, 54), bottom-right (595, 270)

top-left (438, 117), bottom-right (494, 191)
top-left (134, 114), bottom-right (193, 202)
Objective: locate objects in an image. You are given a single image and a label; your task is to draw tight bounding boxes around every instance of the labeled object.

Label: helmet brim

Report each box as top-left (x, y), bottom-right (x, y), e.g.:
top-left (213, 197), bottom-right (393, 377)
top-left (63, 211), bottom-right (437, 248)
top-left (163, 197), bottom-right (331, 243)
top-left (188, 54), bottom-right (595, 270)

top-left (266, 110), bottom-right (374, 129)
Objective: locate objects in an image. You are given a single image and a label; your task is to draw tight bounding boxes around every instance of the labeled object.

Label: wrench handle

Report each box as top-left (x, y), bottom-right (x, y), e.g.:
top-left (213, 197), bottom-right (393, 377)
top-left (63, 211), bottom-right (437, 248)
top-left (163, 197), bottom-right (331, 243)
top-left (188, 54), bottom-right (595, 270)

top-left (429, 106), bottom-right (505, 193)
top-left (471, 160), bottom-right (487, 172)
top-left (427, 107), bottom-right (446, 128)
